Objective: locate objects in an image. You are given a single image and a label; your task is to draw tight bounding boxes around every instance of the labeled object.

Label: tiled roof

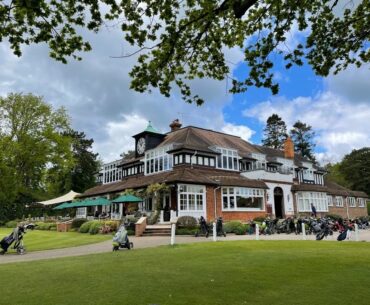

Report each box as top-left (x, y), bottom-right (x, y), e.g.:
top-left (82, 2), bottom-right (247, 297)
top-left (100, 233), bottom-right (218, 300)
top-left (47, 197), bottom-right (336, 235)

top-left (291, 180), bottom-right (368, 198)
top-left (159, 126), bottom-right (260, 154)
top-left (325, 180), bottom-right (368, 198)
top-left (79, 167), bottom-right (268, 198)
top-left (291, 184), bottom-right (329, 193)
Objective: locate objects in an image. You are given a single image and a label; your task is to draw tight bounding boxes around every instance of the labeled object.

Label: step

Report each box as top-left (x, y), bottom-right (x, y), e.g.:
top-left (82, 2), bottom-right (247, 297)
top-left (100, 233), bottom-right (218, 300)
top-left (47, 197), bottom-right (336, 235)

top-left (142, 232), bottom-right (171, 236)
top-left (144, 229), bottom-right (171, 233)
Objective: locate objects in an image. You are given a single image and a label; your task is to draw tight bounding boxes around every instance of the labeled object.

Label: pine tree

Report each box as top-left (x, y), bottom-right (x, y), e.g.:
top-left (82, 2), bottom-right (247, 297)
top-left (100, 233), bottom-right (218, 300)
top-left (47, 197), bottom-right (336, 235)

top-left (290, 121), bottom-right (316, 161)
top-left (262, 114), bottom-right (288, 149)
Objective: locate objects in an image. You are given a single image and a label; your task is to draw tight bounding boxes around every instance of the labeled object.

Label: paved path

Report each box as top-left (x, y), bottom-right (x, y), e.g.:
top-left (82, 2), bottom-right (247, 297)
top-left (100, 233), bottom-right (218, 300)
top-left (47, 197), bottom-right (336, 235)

top-left (1, 230), bottom-right (370, 265)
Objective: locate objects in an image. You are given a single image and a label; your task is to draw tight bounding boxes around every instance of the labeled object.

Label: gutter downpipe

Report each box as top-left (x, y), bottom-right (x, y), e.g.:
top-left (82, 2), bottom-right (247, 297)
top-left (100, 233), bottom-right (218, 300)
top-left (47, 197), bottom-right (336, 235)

top-left (214, 185), bottom-right (221, 220)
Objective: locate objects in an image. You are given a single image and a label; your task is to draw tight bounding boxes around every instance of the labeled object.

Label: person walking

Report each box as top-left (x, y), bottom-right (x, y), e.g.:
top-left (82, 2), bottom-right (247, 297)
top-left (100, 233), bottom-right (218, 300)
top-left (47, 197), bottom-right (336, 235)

top-left (311, 203), bottom-right (317, 218)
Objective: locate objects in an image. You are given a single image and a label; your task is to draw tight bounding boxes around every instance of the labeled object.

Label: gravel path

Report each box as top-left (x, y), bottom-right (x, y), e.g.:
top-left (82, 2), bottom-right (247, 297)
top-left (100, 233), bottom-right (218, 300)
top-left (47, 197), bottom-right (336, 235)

top-left (1, 230), bottom-right (369, 265)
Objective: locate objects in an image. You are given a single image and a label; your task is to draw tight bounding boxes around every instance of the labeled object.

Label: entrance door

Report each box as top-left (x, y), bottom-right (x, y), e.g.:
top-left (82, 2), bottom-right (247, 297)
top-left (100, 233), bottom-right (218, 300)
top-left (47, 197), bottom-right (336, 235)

top-left (163, 194), bottom-right (171, 222)
top-left (274, 187), bottom-right (284, 218)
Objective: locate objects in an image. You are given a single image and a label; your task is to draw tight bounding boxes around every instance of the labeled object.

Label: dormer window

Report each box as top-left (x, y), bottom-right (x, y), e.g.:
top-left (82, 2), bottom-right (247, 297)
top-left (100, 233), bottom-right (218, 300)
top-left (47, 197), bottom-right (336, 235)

top-left (215, 147), bottom-right (240, 171)
top-left (144, 145), bottom-right (173, 175)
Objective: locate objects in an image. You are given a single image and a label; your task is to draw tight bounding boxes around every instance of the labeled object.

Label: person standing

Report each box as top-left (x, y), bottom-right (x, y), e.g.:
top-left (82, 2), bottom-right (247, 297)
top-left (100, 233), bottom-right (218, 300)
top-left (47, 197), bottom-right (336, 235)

top-left (311, 203), bottom-right (317, 218)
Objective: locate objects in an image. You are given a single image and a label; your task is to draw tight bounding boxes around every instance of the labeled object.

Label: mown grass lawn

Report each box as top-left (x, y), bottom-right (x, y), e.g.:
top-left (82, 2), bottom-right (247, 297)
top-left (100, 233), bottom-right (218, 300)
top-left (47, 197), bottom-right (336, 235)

top-left (0, 228), bottom-right (110, 253)
top-left (0, 241), bottom-right (370, 305)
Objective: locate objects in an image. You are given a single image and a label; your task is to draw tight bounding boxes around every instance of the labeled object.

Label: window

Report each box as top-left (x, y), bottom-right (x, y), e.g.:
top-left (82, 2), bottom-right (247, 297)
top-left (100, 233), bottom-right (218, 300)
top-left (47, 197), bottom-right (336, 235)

top-left (145, 145), bottom-right (173, 175)
top-left (348, 197), bottom-right (356, 207)
top-left (336, 196), bottom-right (344, 207)
top-left (222, 187), bottom-right (264, 211)
top-left (327, 196), bottom-right (333, 207)
top-left (297, 192), bottom-right (328, 212)
top-left (178, 184), bottom-right (205, 211)
top-left (357, 198), bottom-right (365, 207)
top-left (215, 147), bottom-right (240, 171)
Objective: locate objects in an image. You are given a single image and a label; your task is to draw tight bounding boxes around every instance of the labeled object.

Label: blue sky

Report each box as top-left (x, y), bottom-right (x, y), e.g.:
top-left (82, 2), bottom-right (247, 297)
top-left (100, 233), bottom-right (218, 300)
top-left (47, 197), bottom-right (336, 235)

top-left (0, 15), bottom-right (369, 164)
top-left (224, 60), bottom-right (325, 144)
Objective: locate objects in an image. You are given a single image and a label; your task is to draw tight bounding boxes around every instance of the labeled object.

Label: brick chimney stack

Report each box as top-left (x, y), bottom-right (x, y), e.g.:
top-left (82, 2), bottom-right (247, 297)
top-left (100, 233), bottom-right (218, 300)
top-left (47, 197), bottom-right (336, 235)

top-left (169, 119), bottom-right (182, 132)
top-left (284, 137), bottom-right (294, 159)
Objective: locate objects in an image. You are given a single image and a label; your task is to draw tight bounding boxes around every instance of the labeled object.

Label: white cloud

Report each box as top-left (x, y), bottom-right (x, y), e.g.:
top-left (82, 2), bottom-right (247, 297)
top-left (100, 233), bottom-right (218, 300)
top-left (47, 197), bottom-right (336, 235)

top-left (221, 123), bottom-right (255, 142)
top-left (0, 25), bottom-right (249, 163)
top-left (243, 89), bottom-right (370, 164)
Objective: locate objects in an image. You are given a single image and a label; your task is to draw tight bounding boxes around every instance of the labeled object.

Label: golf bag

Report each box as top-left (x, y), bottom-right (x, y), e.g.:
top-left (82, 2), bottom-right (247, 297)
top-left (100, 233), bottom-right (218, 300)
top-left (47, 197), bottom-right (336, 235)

top-left (112, 223), bottom-right (133, 251)
top-left (337, 230), bottom-right (348, 241)
top-left (216, 217), bottom-right (226, 237)
top-left (195, 216), bottom-right (209, 237)
top-left (0, 223), bottom-right (36, 255)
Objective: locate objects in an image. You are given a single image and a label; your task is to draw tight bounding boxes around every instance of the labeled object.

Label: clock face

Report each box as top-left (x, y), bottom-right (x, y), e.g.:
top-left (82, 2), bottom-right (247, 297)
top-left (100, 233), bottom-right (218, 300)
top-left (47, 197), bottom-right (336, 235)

top-left (137, 137), bottom-right (146, 154)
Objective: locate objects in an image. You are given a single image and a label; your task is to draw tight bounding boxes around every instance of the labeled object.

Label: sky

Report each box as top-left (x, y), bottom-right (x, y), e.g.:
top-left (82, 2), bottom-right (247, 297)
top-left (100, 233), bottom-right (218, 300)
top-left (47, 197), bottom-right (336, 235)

top-left (0, 16), bottom-right (369, 165)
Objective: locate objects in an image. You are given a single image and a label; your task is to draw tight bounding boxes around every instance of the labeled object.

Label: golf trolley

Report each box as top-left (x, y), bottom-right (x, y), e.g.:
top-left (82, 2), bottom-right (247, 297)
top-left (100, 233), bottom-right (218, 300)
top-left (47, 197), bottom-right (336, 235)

top-left (0, 223), bottom-right (36, 255)
top-left (112, 222), bottom-right (133, 251)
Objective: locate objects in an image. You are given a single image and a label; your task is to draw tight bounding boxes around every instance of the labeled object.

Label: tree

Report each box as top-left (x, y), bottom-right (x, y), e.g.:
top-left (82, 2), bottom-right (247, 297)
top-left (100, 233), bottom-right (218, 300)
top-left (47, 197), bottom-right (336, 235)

top-left (290, 120), bottom-right (316, 161)
top-left (339, 147), bottom-right (370, 196)
top-left (0, 1), bottom-right (368, 104)
top-left (262, 114), bottom-right (287, 149)
top-left (325, 163), bottom-right (350, 189)
top-left (69, 130), bottom-right (100, 193)
top-left (0, 93), bottom-right (74, 214)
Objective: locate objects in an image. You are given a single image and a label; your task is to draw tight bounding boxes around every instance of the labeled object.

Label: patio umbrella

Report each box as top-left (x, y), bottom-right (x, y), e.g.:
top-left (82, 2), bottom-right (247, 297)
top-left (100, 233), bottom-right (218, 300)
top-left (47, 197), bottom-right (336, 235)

top-left (53, 202), bottom-right (74, 210)
top-left (111, 194), bottom-right (143, 204)
top-left (85, 197), bottom-right (112, 206)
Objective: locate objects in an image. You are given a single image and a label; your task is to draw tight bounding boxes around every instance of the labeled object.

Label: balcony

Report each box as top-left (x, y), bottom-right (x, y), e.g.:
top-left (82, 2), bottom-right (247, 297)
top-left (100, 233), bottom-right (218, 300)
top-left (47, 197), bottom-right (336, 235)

top-left (241, 168), bottom-right (294, 183)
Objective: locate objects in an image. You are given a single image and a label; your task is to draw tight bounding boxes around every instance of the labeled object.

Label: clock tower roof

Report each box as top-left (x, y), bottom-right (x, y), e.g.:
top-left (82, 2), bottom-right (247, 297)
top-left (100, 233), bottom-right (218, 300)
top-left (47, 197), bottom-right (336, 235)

top-left (144, 121), bottom-right (160, 134)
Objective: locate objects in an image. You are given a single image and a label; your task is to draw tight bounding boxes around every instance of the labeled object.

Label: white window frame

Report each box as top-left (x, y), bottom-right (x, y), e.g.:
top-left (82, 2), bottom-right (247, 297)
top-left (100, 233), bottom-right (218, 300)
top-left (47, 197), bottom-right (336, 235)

top-left (348, 197), bottom-right (356, 207)
top-left (327, 195), bottom-right (333, 207)
top-left (336, 196), bottom-right (344, 207)
top-left (357, 198), bottom-right (365, 207)
top-left (215, 147), bottom-right (240, 171)
top-left (222, 187), bottom-right (265, 211)
top-left (178, 184), bottom-right (206, 212)
top-left (144, 145), bottom-right (173, 175)
top-left (297, 192), bottom-right (328, 212)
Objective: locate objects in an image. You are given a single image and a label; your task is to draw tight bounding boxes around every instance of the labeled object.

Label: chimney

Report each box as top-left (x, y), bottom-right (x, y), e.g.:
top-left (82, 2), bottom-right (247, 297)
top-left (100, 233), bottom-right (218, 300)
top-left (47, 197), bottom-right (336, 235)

top-left (169, 119), bottom-right (182, 132)
top-left (284, 137), bottom-right (294, 159)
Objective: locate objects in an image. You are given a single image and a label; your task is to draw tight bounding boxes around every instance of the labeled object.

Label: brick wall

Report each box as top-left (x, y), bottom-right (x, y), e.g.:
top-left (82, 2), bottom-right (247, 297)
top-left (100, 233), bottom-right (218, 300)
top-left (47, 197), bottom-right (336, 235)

top-left (205, 186), bottom-right (266, 222)
top-left (328, 205), bottom-right (367, 218)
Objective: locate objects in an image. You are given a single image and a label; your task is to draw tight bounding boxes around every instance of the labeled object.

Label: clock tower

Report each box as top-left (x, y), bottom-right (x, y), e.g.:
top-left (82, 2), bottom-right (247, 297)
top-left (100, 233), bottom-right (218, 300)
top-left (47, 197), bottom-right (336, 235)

top-left (133, 121), bottom-right (166, 157)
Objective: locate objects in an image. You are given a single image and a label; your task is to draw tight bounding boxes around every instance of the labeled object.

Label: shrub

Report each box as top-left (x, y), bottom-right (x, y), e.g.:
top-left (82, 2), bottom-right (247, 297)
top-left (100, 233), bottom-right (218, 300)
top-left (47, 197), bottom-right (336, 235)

top-left (79, 221), bottom-right (94, 233)
top-left (71, 218), bottom-right (88, 229)
top-left (104, 220), bottom-right (119, 232)
top-left (127, 229), bottom-right (135, 236)
top-left (326, 213), bottom-right (343, 221)
top-left (223, 221), bottom-right (247, 235)
top-left (34, 222), bottom-right (57, 230)
top-left (367, 201), bottom-right (370, 216)
top-left (177, 216), bottom-right (198, 228)
top-left (253, 216), bottom-right (266, 222)
top-left (89, 221), bottom-right (104, 235)
top-left (176, 228), bottom-right (198, 235)
top-left (5, 220), bottom-right (18, 228)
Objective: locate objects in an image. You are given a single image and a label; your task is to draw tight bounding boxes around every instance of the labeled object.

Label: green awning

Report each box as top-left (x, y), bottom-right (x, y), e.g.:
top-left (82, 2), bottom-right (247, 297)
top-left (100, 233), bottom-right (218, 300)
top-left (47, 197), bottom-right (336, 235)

top-left (86, 197), bottom-right (111, 206)
top-left (53, 202), bottom-right (74, 210)
top-left (112, 194), bottom-right (143, 203)
top-left (54, 198), bottom-right (112, 209)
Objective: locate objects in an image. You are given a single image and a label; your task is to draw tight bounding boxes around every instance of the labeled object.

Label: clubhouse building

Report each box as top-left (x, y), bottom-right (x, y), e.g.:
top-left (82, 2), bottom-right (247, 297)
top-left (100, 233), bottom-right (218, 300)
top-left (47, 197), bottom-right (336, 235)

top-left (79, 120), bottom-right (368, 222)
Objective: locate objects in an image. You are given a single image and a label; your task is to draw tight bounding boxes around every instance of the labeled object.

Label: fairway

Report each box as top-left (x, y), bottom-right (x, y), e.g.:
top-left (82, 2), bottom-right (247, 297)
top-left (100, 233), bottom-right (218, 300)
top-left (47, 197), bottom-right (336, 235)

top-left (0, 228), bottom-right (110, 253)
top-left (0, 241), bottom-right (369, 305)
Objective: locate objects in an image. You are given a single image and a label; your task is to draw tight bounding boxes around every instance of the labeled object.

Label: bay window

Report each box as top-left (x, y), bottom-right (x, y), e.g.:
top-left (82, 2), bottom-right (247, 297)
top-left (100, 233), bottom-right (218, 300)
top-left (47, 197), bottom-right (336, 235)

top-left (178, 184), bottom-right (205, 211)
top-left (222, 187), bottom-right (264, 211)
